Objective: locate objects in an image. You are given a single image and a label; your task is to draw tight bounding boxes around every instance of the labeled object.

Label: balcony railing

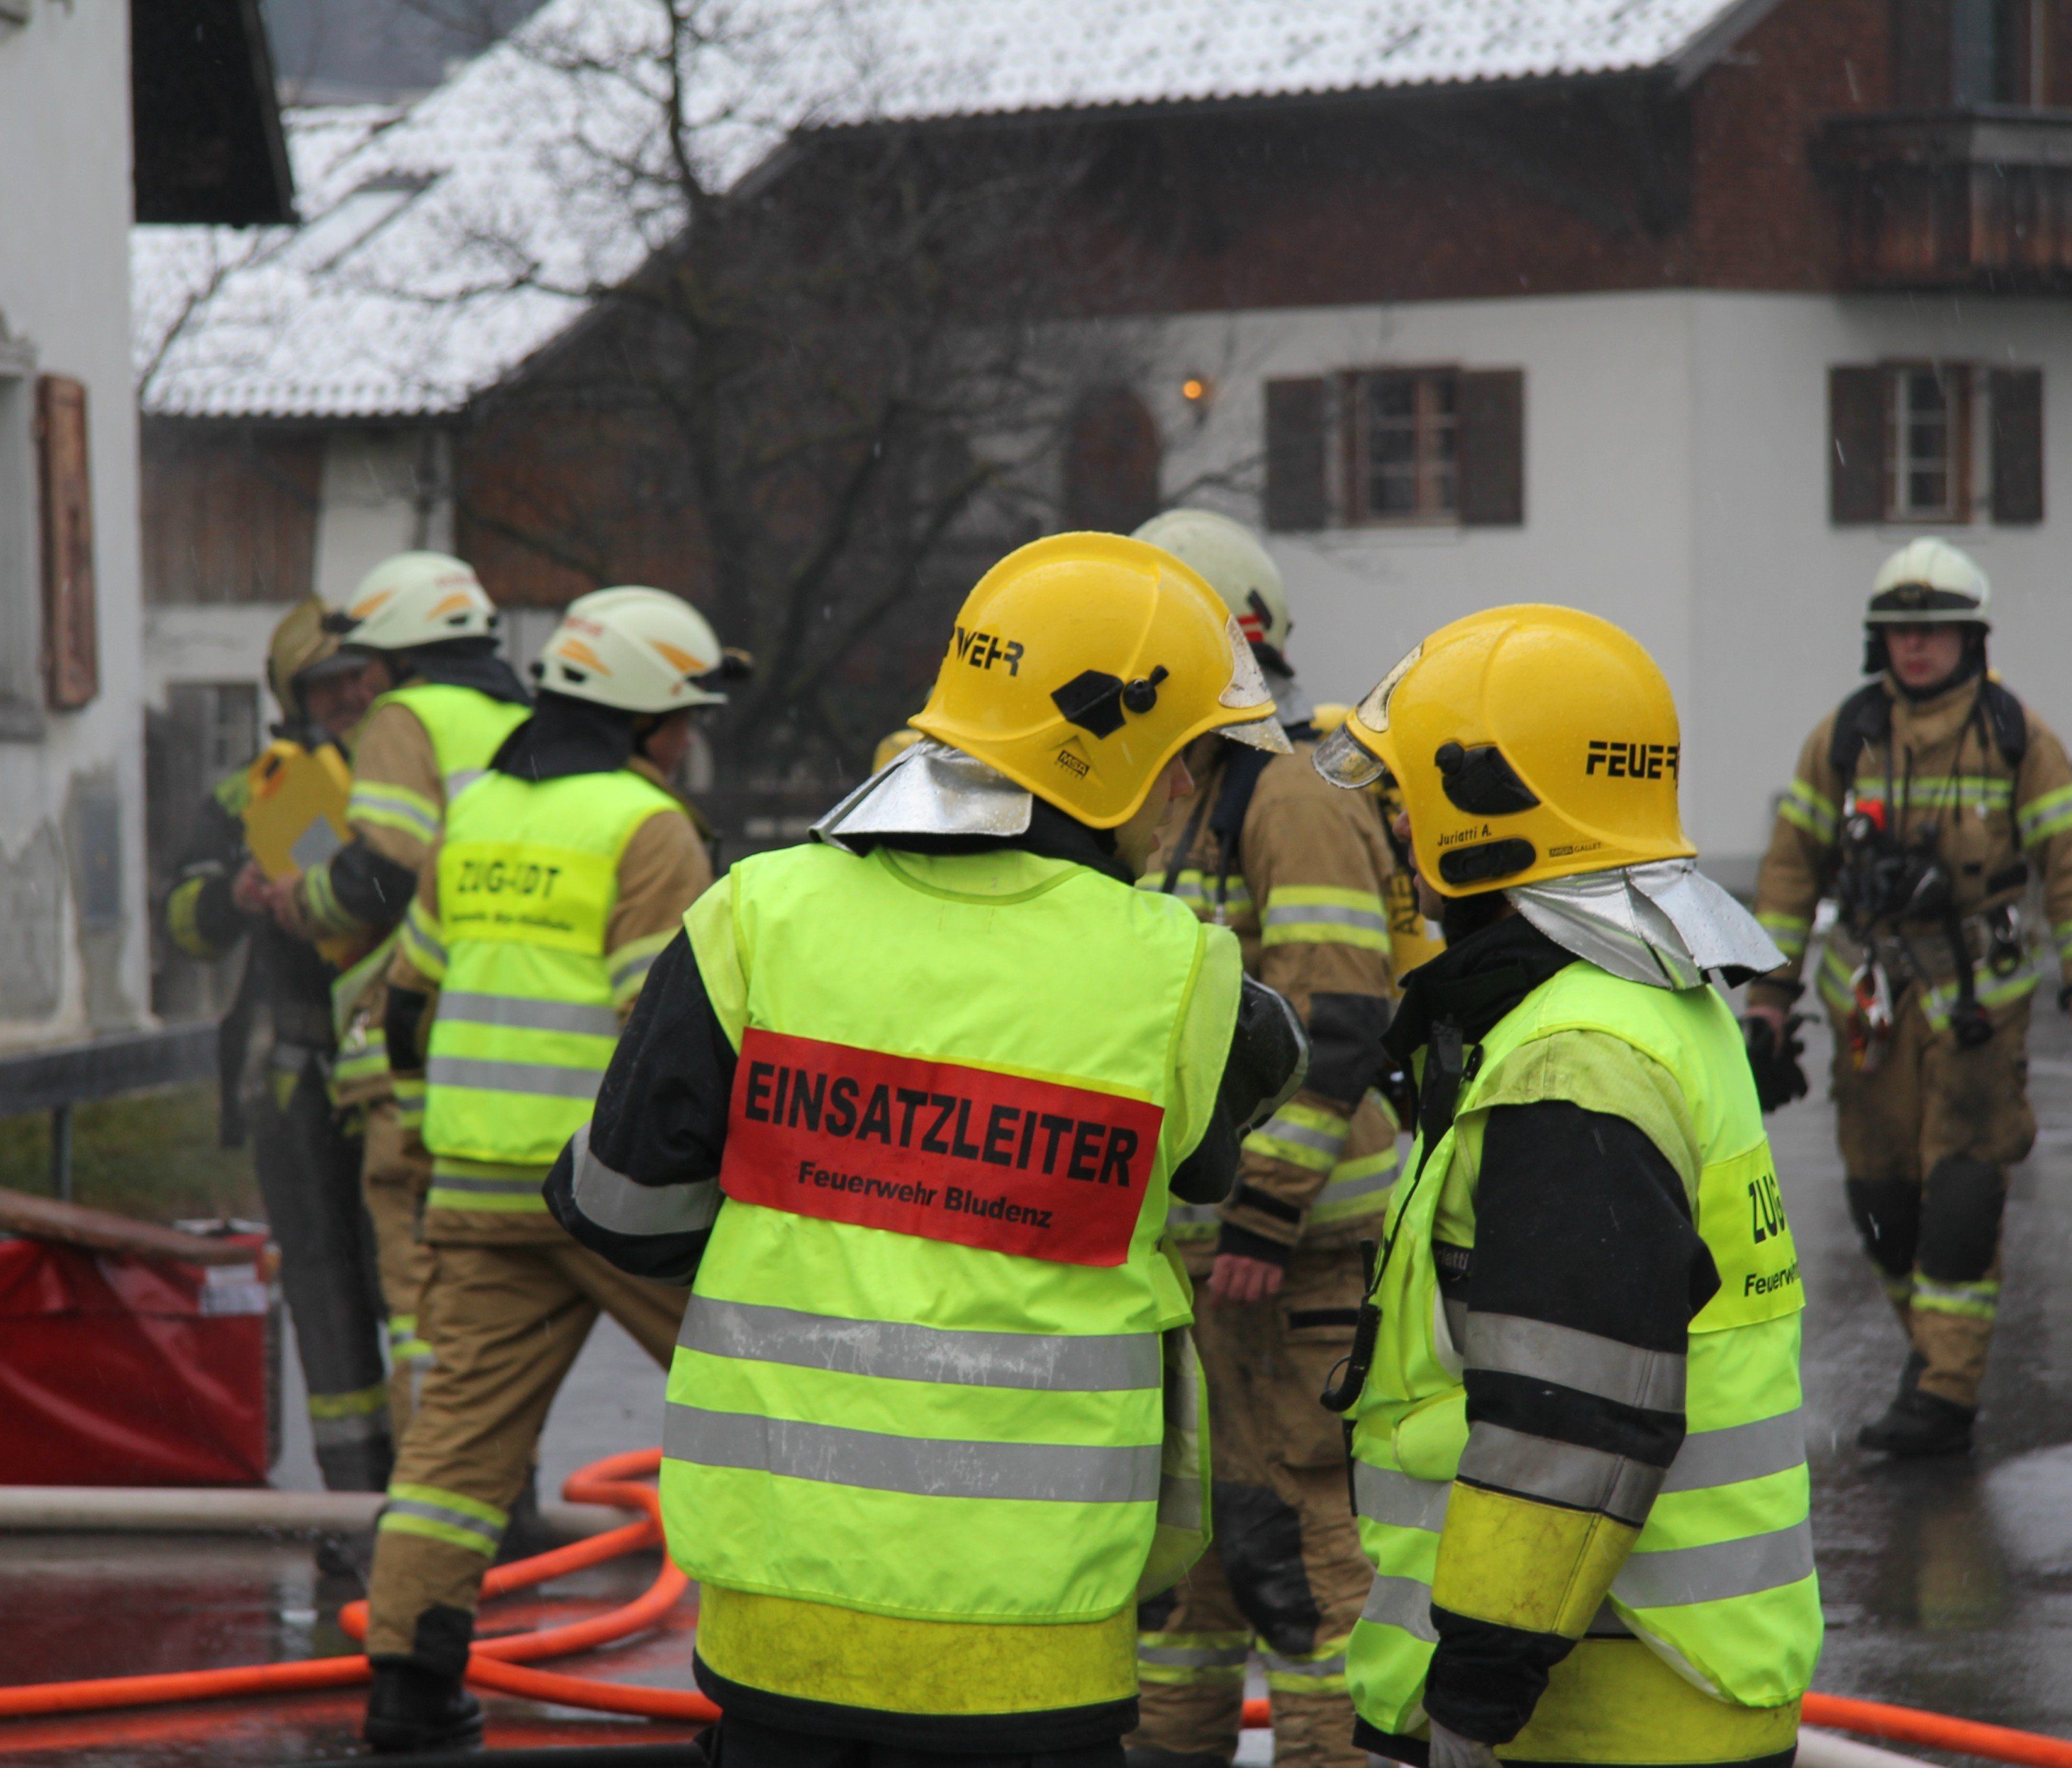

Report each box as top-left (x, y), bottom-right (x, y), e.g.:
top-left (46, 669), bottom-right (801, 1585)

top-left (1821, 108), bottom-right (2072, 291)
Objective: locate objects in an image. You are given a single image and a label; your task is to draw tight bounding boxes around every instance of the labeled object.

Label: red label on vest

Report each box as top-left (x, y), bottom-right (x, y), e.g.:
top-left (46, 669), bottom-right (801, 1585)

top-left (720, 1029), bottom-right (1164, 1266)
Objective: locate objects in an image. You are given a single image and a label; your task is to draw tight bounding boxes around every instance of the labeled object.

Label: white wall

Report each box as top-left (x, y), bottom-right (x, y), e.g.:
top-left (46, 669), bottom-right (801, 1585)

top-left (1145, 289), bottom-right (2072, 891)
top-left (312, 429), bottom-right (451, 605)
top-left (0, 1), bottom-right (148, 1042)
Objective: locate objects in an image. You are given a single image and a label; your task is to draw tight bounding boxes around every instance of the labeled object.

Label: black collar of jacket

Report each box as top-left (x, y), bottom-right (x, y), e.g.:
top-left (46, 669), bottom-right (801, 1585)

top-left (1384, 913), bottom-right (1575, 1059)
top-left (492, 691), bottom-right (636, 782)
top-left (846, 798), bottom-right (1135, 888)
top-left (392, 637), bottom-right (532, 706)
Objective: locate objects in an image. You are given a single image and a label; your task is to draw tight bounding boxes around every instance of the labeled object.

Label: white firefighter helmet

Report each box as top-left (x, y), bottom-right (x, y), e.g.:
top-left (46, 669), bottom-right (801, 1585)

top-left (535, 587), bottom-right (729, 714)
top-left (335, 552), bottom-right (498, 650)
top-left (1132, 508), bottom-right (1290, 657)
top-left (1867, 538), bottom-right (1991, 627)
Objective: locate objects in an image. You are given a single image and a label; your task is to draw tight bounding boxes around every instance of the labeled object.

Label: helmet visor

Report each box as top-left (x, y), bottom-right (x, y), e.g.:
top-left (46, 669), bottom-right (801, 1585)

top-left (1312, 722), bottom-right (1386, 788)
top-left (1311, 642), bottom-right (1422, 788)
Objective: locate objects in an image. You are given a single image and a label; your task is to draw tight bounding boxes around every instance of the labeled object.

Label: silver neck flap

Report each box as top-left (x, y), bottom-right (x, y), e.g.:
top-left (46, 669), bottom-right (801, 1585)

top-left (812, 736), bottom-right (1033, 853)
top-left (1507, 859), bottom-right (1785, 990)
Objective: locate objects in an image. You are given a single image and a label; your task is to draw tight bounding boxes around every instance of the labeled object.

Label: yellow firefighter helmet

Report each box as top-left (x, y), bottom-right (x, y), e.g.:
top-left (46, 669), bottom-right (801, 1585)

top-left (1315, 604), bottom-right (1693, 896)
top-left (913, 532), bottom-right (1289, 829)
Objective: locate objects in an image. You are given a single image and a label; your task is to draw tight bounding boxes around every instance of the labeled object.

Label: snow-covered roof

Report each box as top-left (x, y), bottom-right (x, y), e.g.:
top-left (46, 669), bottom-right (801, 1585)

top-left (135, 0), bottom-right (1767, 422)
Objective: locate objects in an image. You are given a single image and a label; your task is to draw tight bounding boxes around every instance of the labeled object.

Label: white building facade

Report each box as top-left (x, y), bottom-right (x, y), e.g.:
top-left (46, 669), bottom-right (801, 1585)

top-left (1149, 289), bottom-right (2072, 889)
top-left (0, 1), bottom-right (150, 1042)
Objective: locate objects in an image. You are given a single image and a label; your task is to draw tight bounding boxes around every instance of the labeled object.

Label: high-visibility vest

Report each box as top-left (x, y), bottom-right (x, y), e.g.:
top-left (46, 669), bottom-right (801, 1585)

top-left (662, 841), bottom-right (1239, 1719)
top-left (332, 682), bottom-right (531, 1097)
top-left (353, 681), bottom-right (530, 843)
top-left (422, 767), bottom-right (682, 1212)
top-left (1348, 960), bottom-right (1820, 1763)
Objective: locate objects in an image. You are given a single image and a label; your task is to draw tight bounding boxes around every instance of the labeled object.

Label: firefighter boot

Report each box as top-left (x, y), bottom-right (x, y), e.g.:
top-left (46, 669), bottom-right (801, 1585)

top-left (363, 1659), bottom-right (484, 1753)
top-left (363, 1604), bottom-right (484, 1753)
top-left (1860, 1354), bottom-right (1974, 1457)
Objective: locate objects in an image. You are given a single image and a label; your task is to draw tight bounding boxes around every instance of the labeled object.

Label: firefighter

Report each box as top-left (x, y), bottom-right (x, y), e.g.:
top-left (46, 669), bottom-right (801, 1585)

top-left (1314, 604), bottom-right (1821, 1768)
top-left (161, 598), bottom-right (392, 1491)
top-left (1127, 510), bottom-right (1396, 1768)
top-left (359, 587), bottom-right (726, 1752)
top-left (1745, 538), bottom-right (2072, 1456)
top-left (271, 552), bottom-right (532, 1432)
top-left (546, 533), bottom-right (1310, 1768)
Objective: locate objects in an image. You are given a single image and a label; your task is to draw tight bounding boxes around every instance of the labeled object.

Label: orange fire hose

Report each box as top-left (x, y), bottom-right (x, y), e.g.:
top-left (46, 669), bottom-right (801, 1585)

top-left (1, 1445), bottom-right (2071, 1768)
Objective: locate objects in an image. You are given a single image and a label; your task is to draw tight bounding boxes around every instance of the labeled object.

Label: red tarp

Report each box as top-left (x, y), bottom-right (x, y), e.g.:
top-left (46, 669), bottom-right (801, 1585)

top-left (0, 1235), bottom-right (271, 1486)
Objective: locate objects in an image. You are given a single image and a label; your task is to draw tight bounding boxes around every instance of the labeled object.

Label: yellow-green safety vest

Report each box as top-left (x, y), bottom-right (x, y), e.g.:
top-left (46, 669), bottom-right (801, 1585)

top-left (664, 840), bottom-right (1239, 1719)
top-left (330, 681), bottom-right (531, 1096)
top-left (416, 765), bottom-right (681, 1211)
top-left (348, 681), bottom-right (530, 848)
top-left (1348, 960), bottom-right (1821, 1762)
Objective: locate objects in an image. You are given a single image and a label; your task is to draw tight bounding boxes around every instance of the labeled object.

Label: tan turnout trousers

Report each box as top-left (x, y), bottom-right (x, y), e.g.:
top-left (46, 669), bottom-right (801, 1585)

top-left (1829, 993), bottom-right (2035, 1408)
top-left (361, 1098), bottom-right (438, 1432)
top-left (1131, 1241), bottom-right (1371, 1768)
top-left (363, 1230), bottom-right (686, 1661)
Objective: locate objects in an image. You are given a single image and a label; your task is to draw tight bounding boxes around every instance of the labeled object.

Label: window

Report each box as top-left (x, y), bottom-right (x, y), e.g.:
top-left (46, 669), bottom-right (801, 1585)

top-left (1829, 362), bottom-right (2042, 525)
top-left (168, 681), bottom-right (260, 778)
top-left (1263, 368), bottom-right (1523, 532)
top-left (1893, 0), bottom-right (2041, 108)
top-left (1349, 369), bottom-right (1458, 522)
top-left (1887, 363), bottom-right (1970, 521)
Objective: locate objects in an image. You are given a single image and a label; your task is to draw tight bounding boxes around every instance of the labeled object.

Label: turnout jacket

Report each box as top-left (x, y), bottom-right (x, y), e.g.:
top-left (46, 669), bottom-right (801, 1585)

top-left (1751, 672), bottom-right (2072, 1025)
top-left (1143, 737), bottom-right (1399, 1263)
top-left (163, 763), bottom-right (344, 1143)
top-left (388, 701), bottom-right (710, 1244)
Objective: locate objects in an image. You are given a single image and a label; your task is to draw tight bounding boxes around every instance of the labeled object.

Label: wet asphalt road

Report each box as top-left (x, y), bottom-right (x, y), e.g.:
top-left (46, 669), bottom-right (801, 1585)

top-left (1783, 1003), bottom-right (2072, 1735)
top-left (6, 997), bottom-right (2072, 1760)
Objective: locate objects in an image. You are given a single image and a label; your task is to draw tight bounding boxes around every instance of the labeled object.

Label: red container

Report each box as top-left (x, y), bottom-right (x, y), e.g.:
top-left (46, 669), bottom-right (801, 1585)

top-left (0, 1233), bottom-right (273, 1486)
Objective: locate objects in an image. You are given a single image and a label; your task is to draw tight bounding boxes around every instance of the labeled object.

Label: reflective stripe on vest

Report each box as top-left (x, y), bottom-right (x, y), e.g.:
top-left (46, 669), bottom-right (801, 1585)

top-left (422, 768), bottom-right (679, 1181)
top-left (1345, 962), bottom-right (1821, 1737)
top-left (664, 841), bottom-right (1235, 1631)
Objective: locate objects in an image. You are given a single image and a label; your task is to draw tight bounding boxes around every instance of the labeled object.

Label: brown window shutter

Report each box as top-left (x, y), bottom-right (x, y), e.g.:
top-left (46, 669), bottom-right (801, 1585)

top-left (1264, 378), bottom-right (1327, 532)
top-left (36, 375), bottom-right (98, 710)
top-left (1990, 367), bottom-right (2044, 524)
top-left (1829, 365), bottom-right (1886, 525)
top-left (1458, 369), bottom-right (1525, 527)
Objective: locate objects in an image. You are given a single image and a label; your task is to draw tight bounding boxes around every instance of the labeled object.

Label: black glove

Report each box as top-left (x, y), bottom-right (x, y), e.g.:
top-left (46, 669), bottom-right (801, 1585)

top-left (1742, 1014), bottom-right (1808, 1115)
